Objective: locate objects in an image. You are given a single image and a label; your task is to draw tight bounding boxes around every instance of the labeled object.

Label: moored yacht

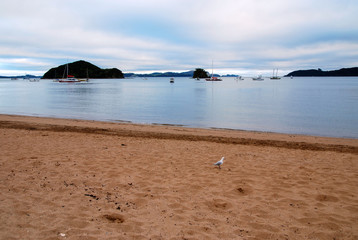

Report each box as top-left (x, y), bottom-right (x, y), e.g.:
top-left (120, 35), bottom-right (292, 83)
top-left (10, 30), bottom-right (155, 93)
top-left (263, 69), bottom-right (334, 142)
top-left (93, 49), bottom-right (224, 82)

top-left (252, 75), bottom-right (264, 81)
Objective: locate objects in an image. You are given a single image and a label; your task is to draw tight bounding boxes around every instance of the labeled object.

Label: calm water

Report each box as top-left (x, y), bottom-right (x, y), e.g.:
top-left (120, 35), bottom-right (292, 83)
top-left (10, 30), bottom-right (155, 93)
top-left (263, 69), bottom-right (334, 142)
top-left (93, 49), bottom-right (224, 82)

top-left (0, 77), bottom-right (357, 138)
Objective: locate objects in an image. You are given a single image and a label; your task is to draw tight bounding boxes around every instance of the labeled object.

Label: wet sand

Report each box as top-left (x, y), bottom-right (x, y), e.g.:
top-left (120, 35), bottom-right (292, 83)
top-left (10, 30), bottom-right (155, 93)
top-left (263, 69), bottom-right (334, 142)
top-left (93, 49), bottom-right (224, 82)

top-left (1, 114), bottom-right (357, 239)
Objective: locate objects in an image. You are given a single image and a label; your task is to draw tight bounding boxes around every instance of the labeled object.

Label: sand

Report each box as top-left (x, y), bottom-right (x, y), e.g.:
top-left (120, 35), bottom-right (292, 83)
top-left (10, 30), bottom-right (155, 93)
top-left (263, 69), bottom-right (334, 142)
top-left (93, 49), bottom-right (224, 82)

top-left (0, 114), bottom-right (357, 240)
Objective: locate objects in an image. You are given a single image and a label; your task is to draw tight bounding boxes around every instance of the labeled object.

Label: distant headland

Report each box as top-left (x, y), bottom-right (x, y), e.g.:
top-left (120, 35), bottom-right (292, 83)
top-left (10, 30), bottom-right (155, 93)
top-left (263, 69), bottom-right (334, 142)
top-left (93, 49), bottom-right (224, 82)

top-left (124, 71), bottom-right (194, 78)
top-left (285, 67), bottom-right (358, 77)
top-left (42, 60), bottom-right (124, 79)
top-left (125, 68), bottom-right (213, 78)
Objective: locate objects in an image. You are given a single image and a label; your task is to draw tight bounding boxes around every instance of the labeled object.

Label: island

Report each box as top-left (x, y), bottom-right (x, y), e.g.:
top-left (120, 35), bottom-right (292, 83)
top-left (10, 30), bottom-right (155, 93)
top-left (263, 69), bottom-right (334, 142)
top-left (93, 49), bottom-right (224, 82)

top-left (285, 67), bottom-right (358, 77)
top-left (192, 68), bottom-right (210, 78)
top-left (42, 60), bottom-right (124, 79)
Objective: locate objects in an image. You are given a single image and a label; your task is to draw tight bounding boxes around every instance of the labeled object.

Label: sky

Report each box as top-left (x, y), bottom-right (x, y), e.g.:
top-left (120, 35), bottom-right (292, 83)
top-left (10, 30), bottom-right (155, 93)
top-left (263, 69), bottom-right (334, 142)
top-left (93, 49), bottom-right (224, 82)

top-left (1, 0), bottom-right (358, 76)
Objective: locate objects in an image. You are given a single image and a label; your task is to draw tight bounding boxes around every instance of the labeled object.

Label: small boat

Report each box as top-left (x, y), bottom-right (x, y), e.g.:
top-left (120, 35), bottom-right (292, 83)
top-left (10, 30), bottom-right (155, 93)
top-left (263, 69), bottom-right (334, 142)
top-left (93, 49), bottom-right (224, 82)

top-left (170, 77), bottom-right (174, 83)
top-left (206, 60), bottom-right (222, 81)
top-left (59, 64), bottom-right (80, 83)
top-left (206, 76), bottom-right (222, 81)
top-left (235, 76), bottom-right (244, 81)
top-left (59, 75), bottom-right (80, 83)
top-left (252, 75), bottom-right (264, 81)
top-left (270, 69), bottom-right (281, 80)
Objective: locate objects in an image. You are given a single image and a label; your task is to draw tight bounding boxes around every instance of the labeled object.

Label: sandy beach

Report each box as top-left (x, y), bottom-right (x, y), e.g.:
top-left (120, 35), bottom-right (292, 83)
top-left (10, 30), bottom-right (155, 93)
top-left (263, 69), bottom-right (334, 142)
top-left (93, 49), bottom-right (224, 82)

top-left (0, 114), bottom-right (357, 240)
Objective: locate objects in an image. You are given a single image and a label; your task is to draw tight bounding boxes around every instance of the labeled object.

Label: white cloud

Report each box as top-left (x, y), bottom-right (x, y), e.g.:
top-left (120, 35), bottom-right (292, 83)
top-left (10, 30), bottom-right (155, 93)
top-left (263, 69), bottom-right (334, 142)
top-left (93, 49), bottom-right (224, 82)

top-left (0, 0), bottom-right (358, 75)
top-left (0, 58), bottom-right (48, 66)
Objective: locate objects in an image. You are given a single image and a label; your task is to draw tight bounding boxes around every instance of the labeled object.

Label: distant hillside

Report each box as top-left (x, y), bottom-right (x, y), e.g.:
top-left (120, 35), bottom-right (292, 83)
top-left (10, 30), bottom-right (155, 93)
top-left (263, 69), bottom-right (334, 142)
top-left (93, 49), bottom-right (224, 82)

top-left (124, 70), bottom-right (195, 78)
top-left (124, 68), bottom-right (223, 78)
top-left (42, 60), bottom-right (124, 79)
top-left (0, 74), bottom-right (41, 79)
top-left (285, 67), bottom-right (358, 77)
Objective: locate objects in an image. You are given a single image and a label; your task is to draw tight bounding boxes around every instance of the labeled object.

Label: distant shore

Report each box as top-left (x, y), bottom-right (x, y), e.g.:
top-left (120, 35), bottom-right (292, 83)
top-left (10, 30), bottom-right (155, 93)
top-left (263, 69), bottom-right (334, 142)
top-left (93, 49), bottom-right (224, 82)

top-left (285, 67), bottom-right (358, 77)
top-left (1, 114), bottom-right (358, 239)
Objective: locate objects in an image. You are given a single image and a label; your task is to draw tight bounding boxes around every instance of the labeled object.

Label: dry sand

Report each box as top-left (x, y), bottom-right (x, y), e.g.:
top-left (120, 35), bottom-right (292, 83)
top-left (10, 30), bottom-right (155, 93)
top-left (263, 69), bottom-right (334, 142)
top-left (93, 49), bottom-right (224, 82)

top-left (0, 114), bottom-right (357, 240)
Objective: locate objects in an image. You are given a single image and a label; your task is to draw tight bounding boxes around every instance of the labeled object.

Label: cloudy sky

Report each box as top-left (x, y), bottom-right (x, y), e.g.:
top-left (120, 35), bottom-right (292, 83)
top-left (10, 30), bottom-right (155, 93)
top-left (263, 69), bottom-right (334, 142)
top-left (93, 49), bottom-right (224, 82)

top-left (1, 0), bottom-right (357, 76)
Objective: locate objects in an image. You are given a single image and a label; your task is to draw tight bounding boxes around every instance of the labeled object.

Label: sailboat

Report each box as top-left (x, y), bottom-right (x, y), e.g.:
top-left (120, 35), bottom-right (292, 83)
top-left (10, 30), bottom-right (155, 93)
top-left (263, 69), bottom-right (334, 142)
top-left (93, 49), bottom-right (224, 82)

top-left (270, 69), bottom-right (281, 80)
top-left (206, 61), bottom-right (222, 81)
top-left (59, 64), bottom-right (80, 83)
top-left (252, 75), bottom-right (264, 81)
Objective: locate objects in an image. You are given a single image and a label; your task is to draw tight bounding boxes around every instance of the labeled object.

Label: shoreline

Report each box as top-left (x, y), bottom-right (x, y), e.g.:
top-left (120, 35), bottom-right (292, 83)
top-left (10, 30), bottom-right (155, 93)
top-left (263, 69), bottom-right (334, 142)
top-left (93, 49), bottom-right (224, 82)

top-left (3, 111), bottom-right (358, 140)
top-left (1, 114), bottom-right (357, 154)
top-left (1, 114), bottom-right (358, 239)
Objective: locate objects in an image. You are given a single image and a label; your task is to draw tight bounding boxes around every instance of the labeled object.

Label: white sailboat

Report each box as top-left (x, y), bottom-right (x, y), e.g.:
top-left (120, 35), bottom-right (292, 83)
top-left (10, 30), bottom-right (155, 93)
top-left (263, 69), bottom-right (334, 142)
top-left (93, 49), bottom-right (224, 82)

top-left (59, 64), bottom-right (80, 83)
top-left (270, 68), bottom-right (281, 80)
top-left (252, 75), bottom-right (264, 81)
top-left (206, 60), bottom-right (222, 81)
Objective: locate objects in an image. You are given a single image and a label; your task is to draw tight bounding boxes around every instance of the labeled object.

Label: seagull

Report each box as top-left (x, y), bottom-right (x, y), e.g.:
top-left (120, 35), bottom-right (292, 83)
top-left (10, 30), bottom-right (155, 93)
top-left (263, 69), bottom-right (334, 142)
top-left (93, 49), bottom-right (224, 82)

top-left (214, 157), bottom-right (225, 169)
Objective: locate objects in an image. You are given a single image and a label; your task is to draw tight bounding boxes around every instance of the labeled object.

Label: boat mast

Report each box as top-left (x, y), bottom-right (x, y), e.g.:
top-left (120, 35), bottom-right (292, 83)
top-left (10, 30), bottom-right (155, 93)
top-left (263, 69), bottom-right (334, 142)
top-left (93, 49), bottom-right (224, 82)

top-left (62, 64), bottom-right (66, 79)
top-left (211, 60), bottom-right (214, 79)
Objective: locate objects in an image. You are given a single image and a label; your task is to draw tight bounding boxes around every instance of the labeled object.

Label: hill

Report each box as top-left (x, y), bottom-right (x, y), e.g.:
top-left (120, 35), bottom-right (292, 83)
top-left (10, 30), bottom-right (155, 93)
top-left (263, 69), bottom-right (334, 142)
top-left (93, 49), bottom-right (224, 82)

top-left (0, 74), bottom-right (41, 79)
top-left (124, 71), bottom-right (195, 78)
top-left (285, 67), bottom-right (358, 77)
top-left (42, 60), bottom-right (124, 79)
top-left (124, 68), bottom-right (221, 78)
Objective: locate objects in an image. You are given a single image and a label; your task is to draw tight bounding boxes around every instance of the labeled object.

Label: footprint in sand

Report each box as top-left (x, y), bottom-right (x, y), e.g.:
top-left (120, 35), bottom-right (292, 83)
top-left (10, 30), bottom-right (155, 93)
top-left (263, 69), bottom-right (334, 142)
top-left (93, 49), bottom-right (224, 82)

top-left (102, 213), bottom-right (125, 223)
top-left (315, 194), bottom-right (339, 202)
top-left (206, 199), bottom-right (232, 211)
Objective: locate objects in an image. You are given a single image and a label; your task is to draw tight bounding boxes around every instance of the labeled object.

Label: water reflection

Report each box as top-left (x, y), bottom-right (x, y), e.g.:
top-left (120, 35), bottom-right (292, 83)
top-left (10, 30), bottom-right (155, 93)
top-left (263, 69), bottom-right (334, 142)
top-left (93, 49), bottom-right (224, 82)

top-left (0, 77), bottom-right (357, 138)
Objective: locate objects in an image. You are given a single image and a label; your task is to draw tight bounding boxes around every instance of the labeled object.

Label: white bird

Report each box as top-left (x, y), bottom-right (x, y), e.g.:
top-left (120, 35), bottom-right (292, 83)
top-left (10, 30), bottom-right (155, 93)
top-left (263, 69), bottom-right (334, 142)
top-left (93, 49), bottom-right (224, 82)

top-left (214, 157), bottom-right (225, 169)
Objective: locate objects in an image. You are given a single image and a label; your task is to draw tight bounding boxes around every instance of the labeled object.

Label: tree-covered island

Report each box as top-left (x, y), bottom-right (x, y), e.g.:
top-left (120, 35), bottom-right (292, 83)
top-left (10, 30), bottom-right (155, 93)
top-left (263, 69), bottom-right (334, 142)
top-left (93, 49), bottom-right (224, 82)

top-left (42, 60), bottom-right (124, 79)
top-left (192, 68), bottom-right (210, 78)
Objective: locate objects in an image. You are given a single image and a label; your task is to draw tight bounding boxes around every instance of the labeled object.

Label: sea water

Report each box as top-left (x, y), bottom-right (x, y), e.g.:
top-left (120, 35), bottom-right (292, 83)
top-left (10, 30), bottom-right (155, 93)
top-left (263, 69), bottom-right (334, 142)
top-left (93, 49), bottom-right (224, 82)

top-left (0, 77), bottom-right (357, 138)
